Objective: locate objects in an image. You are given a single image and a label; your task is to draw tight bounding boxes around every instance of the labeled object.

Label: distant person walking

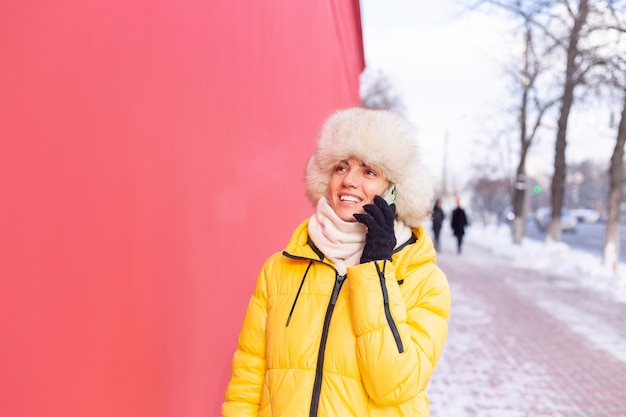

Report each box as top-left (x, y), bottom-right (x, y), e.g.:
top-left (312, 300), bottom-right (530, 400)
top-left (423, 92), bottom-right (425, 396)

top-left (431, 199), bottom-right (445, 251)
top-left (451, 197), bottom-right (468, 254)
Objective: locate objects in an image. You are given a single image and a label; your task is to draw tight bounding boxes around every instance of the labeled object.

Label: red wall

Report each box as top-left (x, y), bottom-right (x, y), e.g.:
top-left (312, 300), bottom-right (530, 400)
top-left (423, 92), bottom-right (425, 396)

top-left (0, 1), bottom-right (364, 416)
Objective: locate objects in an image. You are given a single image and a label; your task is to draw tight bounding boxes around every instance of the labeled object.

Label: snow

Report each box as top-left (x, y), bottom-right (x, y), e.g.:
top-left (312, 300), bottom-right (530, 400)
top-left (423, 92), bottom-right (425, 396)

top-left (426, 223), bottom-right (626, 416)
top-left (466, 223), bottom-right (626, 304)
top-left (428, 282), bottom-right (565, 417)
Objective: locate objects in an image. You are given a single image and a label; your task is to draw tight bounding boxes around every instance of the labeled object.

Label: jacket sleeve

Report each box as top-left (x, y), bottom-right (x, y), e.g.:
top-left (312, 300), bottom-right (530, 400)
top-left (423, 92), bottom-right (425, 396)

top-left (221, 262), bottom-right (270, 417)
top-left (347, 259), bottom-right (451, 407)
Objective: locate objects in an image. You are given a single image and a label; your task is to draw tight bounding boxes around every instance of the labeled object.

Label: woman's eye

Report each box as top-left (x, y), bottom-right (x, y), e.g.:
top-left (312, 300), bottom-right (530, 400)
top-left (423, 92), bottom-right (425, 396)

top-left (366, 169), bottom-right (377, 176)
top-left (335, 165), bottom-right (348, 173)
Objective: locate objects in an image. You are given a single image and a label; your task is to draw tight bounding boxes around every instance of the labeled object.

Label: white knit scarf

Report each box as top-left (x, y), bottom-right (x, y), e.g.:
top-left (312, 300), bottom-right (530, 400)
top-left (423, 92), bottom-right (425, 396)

top-left (307, 197), bottom-right (413, 275)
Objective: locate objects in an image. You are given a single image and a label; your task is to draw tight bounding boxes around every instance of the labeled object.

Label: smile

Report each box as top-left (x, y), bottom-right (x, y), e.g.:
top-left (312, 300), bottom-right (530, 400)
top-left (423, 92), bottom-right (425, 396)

top-left (340, 195), bottom-right (361, 203)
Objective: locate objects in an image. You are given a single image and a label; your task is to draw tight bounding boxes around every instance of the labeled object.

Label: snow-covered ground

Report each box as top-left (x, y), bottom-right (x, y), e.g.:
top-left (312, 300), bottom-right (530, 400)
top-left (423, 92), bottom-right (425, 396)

top-left (465, 223), bottom-right (626, 304)
top-left (429, 281), bottom-right (565, 417)
top-left (427, 223), bottom-right (626, 416)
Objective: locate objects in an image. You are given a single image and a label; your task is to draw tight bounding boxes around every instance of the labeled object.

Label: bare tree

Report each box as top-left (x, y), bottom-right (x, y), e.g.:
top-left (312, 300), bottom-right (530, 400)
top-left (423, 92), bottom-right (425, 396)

top-left (582, 1), bottom-right (626, 270)
top-left (359, 67), bottom-right (407, 116)
top-left (547, 0), bottom-right (591, 241)
top-left (473, 0), bottom-right (618, 243)
top-left (605, 90), bottom-right (626, 270)
top-left (471, 176), bottom-right (510, 223)
top-left (469, 1), bottom-right (558, 243)
top-left (601, 4), bottom-right (626, 270)
top-left (511, 20), bottom-right (558, 244)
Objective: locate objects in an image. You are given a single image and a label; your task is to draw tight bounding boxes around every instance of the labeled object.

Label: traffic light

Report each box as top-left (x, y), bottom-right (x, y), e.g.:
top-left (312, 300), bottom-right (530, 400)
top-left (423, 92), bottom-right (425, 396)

top-left (533, 185), bottom-right (542, 194)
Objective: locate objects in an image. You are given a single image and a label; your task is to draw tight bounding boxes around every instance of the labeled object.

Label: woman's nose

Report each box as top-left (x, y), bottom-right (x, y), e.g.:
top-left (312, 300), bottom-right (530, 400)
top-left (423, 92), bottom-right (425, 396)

top-left (342, 171), bottom-right (358, 188)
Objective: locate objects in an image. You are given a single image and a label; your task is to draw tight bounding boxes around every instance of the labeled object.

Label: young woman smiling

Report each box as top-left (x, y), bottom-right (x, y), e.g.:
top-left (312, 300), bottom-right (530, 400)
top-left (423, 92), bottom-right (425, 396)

top-left (222, 107), bottom-right (451, 417)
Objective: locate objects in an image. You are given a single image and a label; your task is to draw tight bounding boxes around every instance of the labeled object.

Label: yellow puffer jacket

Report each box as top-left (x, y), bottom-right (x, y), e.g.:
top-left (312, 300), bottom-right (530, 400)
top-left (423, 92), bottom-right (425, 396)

top-left (222, 220), bottom-right (451, 416)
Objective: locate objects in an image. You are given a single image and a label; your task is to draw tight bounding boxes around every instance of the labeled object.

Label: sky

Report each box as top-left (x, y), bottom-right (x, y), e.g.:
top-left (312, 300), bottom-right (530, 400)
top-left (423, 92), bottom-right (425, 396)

top-left (359, 0), bottom-right (618, 191)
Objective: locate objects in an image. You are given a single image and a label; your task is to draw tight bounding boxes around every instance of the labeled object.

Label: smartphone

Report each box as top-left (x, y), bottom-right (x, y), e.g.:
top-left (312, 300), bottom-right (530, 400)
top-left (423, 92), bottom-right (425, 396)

top-left (382, 183), bottom-right (397, 205)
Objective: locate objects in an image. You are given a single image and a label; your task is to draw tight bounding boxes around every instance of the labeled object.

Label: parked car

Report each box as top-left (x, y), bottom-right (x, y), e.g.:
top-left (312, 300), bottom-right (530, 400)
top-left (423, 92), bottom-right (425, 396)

top-left (534, 207), bottom-right (578, 232)
top-left (569, 208), bottom-right (601, 223)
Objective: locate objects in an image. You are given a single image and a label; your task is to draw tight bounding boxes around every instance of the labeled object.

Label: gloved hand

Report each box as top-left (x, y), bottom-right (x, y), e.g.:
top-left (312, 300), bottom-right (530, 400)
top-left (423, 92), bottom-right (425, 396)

top-left (354, 195), bottom-right (397, 263)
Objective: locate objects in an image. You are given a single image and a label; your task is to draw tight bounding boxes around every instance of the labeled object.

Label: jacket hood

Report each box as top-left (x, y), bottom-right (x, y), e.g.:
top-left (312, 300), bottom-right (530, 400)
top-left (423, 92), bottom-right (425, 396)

top-left (305, 107), bottom-right (434, 228)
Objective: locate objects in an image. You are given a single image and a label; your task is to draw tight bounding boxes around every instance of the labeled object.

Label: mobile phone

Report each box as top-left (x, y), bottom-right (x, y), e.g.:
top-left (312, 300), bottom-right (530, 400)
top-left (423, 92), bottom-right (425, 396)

top-left (382, 183), bottom-right (397, 205)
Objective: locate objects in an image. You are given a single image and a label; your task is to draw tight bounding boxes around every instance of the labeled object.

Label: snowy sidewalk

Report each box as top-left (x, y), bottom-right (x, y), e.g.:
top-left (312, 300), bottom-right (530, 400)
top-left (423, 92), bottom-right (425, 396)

top-left (427, 229), bottom-right (626, 417)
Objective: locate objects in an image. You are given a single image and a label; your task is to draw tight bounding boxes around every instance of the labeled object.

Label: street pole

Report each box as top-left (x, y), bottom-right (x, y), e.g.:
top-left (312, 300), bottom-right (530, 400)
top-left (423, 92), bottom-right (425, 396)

top-left (442, 131), bottom-right (448, 198)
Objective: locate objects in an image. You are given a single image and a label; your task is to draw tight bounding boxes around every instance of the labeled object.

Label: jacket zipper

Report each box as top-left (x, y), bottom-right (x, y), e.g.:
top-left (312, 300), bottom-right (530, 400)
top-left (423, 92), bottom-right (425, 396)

top-left (376, 261), bottom-right (404, 353)
top-left (282, 251), bottom-right (332, 326)
top-left (309, 272), bottom-right (346, 417)
top-left (286, 261), bottom-right (314, 327)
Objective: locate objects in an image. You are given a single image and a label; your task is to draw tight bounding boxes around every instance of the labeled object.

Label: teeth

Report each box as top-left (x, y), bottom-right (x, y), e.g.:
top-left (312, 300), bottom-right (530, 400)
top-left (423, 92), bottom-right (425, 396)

top-left (340, 195), bottom-right (360, 203)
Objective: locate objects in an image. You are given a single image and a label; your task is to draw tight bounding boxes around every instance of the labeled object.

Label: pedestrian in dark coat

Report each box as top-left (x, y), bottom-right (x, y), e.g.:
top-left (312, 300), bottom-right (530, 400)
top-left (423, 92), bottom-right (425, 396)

top-left (450, 197), bottom-right (468, 254)
top-left (431, 199), bottom-right (444, 251)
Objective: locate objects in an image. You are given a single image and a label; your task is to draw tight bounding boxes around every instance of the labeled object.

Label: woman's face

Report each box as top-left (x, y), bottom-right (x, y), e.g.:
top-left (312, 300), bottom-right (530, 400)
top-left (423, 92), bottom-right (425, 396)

top-left (328, 157), bottom-right (390, 222)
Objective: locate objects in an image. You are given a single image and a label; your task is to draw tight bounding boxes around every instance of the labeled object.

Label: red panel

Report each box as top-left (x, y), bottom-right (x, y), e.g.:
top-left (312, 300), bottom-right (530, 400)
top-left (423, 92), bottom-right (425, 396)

top-left (0, 1), bottom-right (363, 416)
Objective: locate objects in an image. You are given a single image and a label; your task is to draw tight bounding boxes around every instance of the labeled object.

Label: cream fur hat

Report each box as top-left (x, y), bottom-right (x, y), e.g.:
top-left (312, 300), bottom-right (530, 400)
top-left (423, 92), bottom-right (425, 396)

top-left (305, 107), bottom-right (434, 228)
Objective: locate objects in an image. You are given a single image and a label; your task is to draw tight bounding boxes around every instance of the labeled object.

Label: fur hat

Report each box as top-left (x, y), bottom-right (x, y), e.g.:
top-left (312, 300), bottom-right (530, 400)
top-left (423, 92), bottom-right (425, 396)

top-left (305, 107), bottom-right (434, 228)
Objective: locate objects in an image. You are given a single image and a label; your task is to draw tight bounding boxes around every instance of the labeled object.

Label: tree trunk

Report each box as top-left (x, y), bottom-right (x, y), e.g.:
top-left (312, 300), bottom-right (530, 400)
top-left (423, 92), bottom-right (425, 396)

top-left (512, 155), bottom-right (529, 244)
top-left (548, 0), bottom-right (589, 242)
top-left (512, 24), bottom-right (532, 245)
top-left (603, 90), bottom-right (626, 271)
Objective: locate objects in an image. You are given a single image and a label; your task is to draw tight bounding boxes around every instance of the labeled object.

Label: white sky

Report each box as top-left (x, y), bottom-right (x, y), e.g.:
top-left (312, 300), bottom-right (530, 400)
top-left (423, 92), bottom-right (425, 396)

top-left (360, 0), bottom-right (618, 189)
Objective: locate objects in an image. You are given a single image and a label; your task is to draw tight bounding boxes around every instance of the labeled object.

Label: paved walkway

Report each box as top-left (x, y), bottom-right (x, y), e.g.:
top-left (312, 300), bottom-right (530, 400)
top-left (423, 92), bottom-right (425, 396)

top-left (426, 235), bottom-right (626, 417)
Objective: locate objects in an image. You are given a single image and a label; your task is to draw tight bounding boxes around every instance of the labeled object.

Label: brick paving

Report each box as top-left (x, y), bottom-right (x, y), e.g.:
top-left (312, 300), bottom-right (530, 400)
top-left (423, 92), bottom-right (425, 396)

top-left (426, 236), bottom-right (626, 417)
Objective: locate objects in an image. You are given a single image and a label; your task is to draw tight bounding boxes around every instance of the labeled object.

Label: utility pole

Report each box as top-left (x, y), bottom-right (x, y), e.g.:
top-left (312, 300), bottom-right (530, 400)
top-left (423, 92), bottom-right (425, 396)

top-left (442, 131), bottom-right (449, 198)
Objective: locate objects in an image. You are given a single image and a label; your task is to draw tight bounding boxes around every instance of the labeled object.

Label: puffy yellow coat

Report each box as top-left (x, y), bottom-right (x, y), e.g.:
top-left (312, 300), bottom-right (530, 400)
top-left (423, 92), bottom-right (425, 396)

top-left (222, 220), bottom-right (450, 416)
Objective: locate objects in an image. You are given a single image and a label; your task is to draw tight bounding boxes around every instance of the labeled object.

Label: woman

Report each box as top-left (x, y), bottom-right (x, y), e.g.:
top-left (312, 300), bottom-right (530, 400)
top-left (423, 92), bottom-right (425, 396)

top-left (222, 107), bottom-right (451, 416)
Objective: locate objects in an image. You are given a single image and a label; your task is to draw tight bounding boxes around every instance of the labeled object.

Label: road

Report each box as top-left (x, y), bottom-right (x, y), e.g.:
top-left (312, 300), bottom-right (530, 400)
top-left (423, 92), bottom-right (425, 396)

top-left (524, 218), bottom-right (626, 263)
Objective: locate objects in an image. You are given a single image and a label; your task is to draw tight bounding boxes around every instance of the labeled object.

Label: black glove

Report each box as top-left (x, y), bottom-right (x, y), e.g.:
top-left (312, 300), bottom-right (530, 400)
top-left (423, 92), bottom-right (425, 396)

top-left (354, 195), bottom-right (397, 263)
